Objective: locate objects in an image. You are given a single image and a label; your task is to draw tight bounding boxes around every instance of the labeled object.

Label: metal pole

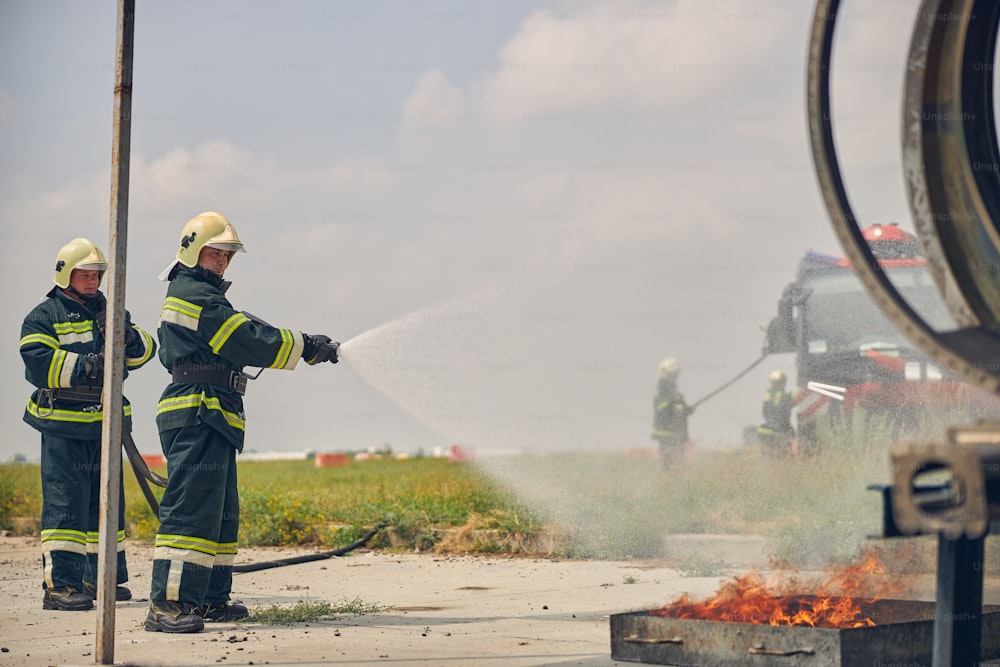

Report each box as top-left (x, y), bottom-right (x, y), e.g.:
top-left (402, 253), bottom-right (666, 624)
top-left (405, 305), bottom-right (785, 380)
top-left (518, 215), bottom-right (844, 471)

top-left (932, 534), bottom-right (985, 667)
top-left (96, 0), bottom-right (134, 662)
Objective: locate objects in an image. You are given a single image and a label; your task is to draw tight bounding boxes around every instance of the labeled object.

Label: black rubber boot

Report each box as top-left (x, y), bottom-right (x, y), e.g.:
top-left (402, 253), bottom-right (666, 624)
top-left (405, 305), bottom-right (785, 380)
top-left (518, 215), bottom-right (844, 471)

top-left (144, 600), bottom-right (205, 633)
top-left (202, 601), bottom-right (249, 622)
top-left (83, 581), bottom-right (133, 601)
top-left (43, 586), bottom-right (94, 611)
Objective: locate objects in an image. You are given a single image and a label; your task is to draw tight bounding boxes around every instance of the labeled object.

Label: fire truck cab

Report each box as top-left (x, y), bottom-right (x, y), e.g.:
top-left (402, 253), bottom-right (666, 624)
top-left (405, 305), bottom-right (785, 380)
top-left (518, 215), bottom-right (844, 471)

top-left (764, 223), bottom-right (999, 451)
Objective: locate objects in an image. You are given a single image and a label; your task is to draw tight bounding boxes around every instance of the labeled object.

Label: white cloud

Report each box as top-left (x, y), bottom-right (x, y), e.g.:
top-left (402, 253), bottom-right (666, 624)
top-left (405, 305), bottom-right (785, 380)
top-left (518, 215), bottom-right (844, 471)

top-left (396, 68), bottom-right (471, 155)
top-left (400, 69), bottom-right (467, 130)
top-left (139, 141), bottom-right (274, 209)
top-left (132, 141), bottom-right (395, 215)
top-left (478, 2), bottom-right (794, 123)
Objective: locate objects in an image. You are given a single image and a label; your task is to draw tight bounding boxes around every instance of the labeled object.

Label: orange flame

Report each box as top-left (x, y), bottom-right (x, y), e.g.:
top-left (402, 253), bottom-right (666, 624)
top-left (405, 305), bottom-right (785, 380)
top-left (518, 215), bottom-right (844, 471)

top-left (654, 547), bottom-right (905, 629)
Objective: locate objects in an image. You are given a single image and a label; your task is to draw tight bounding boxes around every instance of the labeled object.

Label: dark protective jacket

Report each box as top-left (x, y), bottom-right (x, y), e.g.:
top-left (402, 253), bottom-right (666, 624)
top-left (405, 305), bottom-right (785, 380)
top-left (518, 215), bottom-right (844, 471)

top-left (155, 265), bottom-right (306, 451)
top-left (651, 378), bottom-right (691, 442)
top-left (20, 287), bottom-right (156, 438)
top-left (760, 388), bottom-right (796, 435)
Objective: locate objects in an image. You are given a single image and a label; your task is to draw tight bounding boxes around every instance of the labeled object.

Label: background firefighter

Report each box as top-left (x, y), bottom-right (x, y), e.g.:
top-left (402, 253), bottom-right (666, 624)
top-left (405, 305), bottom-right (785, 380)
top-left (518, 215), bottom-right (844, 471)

top-left (20, 238), bottom-right (156, 611)
top-left (757, 369), bottom-right (796, 457)
top-left (651, 358), bottom-right (694, 469)
top-left (146, 212), bottom-right (341, 634)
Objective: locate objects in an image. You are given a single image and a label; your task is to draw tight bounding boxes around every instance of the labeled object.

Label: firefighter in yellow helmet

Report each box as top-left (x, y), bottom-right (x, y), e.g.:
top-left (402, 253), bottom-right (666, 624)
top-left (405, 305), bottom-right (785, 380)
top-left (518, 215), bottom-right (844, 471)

top-left (757, 369), bottom-right (796, 457)
top-left (20, 238), bottom-right (156, 611)
top-left (651, 358), bottom-right (695, 469)
top-left (146, 212), bottom-right (342, 633)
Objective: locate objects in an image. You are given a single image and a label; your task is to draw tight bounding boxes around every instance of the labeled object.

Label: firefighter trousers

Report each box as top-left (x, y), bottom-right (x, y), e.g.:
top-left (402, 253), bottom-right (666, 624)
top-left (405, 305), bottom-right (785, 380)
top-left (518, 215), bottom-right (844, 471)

top-left (150, 425), bottom-right (239, 606)
top-left (655, 435), bottom-right (685, 469)
top-left (39, 434), bottom-right (128, 591)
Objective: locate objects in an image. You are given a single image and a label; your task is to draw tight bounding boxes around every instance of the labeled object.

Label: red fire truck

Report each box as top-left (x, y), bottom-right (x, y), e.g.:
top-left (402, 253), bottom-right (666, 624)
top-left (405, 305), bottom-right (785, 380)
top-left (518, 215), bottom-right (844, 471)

top-left (764, 223), bottom-right (1000, 451)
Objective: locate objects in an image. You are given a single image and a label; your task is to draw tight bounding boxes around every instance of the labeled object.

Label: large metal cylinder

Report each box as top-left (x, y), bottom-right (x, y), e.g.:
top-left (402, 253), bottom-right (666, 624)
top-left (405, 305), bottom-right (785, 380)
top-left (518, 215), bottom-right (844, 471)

top-left (808, 0), bottom-right (1000, 395)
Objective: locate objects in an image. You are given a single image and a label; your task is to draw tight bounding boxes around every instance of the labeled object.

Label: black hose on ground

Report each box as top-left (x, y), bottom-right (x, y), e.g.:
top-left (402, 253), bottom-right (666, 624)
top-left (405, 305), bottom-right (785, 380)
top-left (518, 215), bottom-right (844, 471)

top-left (119, 430), bottom-right (387, 571)
top-left (232, 521), bottom-right (389, 573)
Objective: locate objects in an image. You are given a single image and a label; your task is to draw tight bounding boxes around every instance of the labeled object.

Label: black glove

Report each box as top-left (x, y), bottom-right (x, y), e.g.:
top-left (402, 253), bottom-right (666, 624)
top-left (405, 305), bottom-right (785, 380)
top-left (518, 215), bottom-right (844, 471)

top-left (97, 309), bottom-right (140, 347)
top-left (303, 334), bottom-right (340, 365)
top-left (85, 352), bottom-right (104, 380)
top-left (124, 324), bottom-right (140, 347)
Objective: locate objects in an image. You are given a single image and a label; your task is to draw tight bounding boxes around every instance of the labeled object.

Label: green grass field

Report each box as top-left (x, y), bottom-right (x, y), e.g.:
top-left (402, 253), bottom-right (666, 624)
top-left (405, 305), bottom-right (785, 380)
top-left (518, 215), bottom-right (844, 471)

top-left (2, 412), bottom-right (997, 571)
top-left (0, 456), bottom-right (548, 554)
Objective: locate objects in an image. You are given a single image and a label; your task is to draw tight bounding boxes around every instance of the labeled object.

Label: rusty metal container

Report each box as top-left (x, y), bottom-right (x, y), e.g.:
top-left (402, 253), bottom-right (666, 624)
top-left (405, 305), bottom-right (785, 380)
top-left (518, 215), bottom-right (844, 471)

top-left (610, 599), bottom-right (1000, 666)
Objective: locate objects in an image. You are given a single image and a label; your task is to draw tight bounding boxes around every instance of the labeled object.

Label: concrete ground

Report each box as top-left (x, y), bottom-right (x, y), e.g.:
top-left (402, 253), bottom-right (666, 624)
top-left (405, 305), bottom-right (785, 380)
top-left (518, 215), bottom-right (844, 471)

top-left (0, 535), bottom-right (728, 667)
top-left (1, 534), bottom-right (998, 667)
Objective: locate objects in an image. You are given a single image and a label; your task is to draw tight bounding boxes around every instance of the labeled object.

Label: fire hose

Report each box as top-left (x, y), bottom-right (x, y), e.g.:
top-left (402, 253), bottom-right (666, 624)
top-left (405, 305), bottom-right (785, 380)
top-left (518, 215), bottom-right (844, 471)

top-left (121, 438), bottom-right (385, 569)
top-left (689, 352), bottom-right (769, 410)
top-left (231, 521), bottom-right (389, 572)
top-left (122, 430), bottom-right (166, 515)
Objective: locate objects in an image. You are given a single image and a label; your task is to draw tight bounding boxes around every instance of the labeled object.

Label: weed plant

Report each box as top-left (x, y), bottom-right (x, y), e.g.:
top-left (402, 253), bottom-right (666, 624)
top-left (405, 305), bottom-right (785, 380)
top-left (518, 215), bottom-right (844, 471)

top-left (242, 597), bottom-right (387, 625)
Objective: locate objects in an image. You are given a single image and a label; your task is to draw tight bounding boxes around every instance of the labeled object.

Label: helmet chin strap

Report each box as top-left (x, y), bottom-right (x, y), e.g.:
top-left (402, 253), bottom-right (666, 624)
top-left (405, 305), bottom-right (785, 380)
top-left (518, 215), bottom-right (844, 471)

top-left (64, 285), bottom-right (100, 303)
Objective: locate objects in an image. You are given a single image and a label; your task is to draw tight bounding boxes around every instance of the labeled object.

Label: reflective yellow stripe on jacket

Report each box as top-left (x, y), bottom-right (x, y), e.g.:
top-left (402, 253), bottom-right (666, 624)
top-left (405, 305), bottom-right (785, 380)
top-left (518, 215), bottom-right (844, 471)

top-left (209, 313), bottom-right (250, 354)
top-left (53, 320), bottom-right (96, 346)
top-left (160, 297), bottom-right (202, 331)
top-left (269, 328), bottom-right (295, 369)
top-left (20, 332), bottom-right (59, 349)
top-left (156, 393), bottom-right (246, 431)
top-left (126, 328), bottom-right (156, 368)
top-left (20, 332), bottom-right (78, 388)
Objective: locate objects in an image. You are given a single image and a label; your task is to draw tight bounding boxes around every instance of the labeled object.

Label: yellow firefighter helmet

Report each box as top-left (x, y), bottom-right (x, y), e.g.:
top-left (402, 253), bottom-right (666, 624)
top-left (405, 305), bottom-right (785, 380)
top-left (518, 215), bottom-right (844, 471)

top-left (769, 369), bottom-right (786, 387)
top-left (659, 357), bottom-right (680, 381)
top-left (175, 211), bottom-right (245, 267)
top-left (53, 238), bottom-right (107, 289)
top-left (160, 211), bottom-right (246, 281)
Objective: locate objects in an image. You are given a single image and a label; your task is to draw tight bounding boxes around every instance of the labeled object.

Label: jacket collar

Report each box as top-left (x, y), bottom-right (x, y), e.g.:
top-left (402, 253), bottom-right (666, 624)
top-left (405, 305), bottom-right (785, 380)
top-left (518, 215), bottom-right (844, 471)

top-left (174, 264), bottom-right (232, 293)
top-left (46, 286), bottom-right (107, 314)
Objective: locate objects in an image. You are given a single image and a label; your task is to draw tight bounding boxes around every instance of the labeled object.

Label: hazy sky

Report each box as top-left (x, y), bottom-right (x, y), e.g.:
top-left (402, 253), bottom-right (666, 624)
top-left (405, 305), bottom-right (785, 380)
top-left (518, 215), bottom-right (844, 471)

top-left (0, 1), bottom-right (923, 460)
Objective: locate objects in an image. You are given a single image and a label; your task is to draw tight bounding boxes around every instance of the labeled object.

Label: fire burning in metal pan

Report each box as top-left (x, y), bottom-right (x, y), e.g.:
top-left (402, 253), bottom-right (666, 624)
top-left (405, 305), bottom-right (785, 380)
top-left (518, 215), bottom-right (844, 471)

top-left (653, 547), bottom-right (905, 629)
